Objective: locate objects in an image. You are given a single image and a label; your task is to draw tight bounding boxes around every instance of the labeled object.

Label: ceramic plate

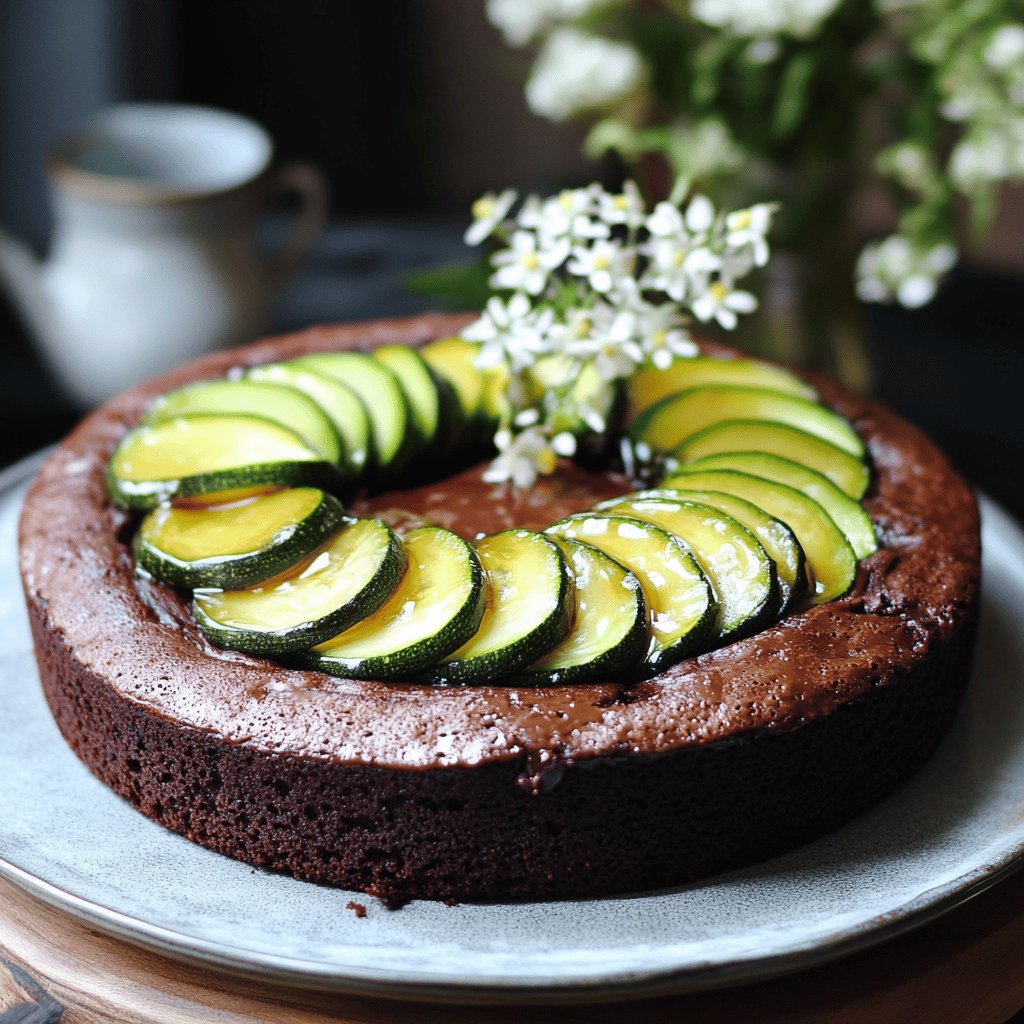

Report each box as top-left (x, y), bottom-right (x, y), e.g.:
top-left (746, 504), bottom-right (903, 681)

top-left (2, 452), bottom-right (1023, 1004)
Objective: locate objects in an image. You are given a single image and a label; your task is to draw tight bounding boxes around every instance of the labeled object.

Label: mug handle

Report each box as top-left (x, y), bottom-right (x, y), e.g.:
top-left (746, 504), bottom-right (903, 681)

top-left (264, 161), bottom-right (329, 294)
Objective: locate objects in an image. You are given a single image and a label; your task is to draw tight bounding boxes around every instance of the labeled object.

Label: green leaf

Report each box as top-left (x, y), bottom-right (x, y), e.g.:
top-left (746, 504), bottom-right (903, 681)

top-left (771, 52), bottom-right (817, 141)
top-left (404, 260), bottom-right (492, 311)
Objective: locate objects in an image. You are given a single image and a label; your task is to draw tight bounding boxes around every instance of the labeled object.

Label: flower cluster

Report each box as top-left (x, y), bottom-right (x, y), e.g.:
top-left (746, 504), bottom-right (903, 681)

top-left (462, 181), bottom-right (774, 489)
top-left (484, 0), bottom-right (1024, 316)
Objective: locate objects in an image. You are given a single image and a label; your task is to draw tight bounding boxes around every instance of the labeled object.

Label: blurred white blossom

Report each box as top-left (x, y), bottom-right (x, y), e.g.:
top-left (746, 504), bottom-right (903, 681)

top-left (691, 0), bottom-right (842, 38)
top-left (855, 236), bottom-right (958, 309)
top-left (464, 189), bottom-right (517, 246)
top-left (525, 28), bottom-right (643, 121)
top-left (490, 230), bottom-right (569, 295)
top-left (486, 0), bottom-right (617, 46)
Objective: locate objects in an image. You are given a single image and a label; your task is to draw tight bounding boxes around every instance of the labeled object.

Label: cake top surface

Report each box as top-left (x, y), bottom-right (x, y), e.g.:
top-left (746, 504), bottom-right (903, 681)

top-left (18, 313), bottom-right (980, 772)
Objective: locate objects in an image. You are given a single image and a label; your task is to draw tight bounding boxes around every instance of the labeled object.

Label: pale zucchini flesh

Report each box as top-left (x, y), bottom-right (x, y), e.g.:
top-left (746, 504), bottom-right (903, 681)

top-left (135, 487), bottom-right (345, 589)
top-left (675, 419), bottom-right (869, 500)
top-left (599, 498), bottom-right (779, 641)
top-left (243, 361), bottom-right (371, 477)
top-left (689, 451), bottom-right (877, 559)
top-left (145, 379), bottom-right (343, 463)
top-left (305, 527), bottom-right (485, 679)
top-left (663, 468), bottom-right (857, 604)
top-left (631, 385), bottom-right (865, 458)
top-left (373, 345), bottom-right (444, 447)
top-left (294, 352), bottom-right (413, 475)
top-left (516, 537), bottom-right (647, 684)
top-left (546, 514), bottom-right (715, 670)
top-left (193, 517), bottom-right (405, 654)
top-left (613, 487), bottom-right (808, 611)
top-left (108, 414), bottom-right (333, 510)
top-left (431, 529), bottom-right (572, 683)
top-left (628, 356), bottom-right (816, 417)
top-left (421, 336), bottom-right (485, 428)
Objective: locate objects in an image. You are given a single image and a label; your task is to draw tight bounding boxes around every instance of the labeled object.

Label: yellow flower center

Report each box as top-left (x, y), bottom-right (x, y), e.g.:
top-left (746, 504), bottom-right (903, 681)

top-left (522, 252), bottom-right (540, 270)
top-left (672, 249), bottom-right (686, 267)
top-left (733, 210), bottom-right (752, 230)
top-left (593, 254), bottom-right (610, 270)
top-left (537, 448), bottom-right (558, 474)
top-left (574, 317), bottom-right (592, 339)
top-left (559, 190), bottom-right (575, 212)
top-left (710, 281), bottom-right (729, 302)
top-left (613, 194), bottom-right (629, 210)
top-left (651, 328), bottom-right (667, 347)
top-left (472, 197), bottom-right (494, 221)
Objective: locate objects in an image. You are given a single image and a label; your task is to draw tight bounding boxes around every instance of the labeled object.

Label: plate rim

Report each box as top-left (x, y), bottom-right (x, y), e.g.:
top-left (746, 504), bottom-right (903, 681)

top-left (2, 448), bottom-right (1024, 1004)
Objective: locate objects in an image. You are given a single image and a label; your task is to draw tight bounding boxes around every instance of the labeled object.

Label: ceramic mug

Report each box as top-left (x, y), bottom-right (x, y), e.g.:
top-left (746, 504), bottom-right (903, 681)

top-left (0, 103), bottom-right (328, 406)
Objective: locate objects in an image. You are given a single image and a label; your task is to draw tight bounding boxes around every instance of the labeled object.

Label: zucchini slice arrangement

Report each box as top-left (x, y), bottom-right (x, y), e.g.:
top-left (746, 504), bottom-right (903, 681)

top-left (108, 341), bottom-right (877, 684)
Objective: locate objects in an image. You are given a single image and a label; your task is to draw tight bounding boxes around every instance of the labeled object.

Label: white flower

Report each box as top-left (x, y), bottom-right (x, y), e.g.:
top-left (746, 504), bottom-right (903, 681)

top-left (855, 236), bottom-right (957, 309)
top-left (463, 293), bottom-right (553, 373)
top-left (525, 28), bottom-right (644, 122)
top-left (643, 236), bottom-right (691, 301)
top-left (685, 194), bottom-right (716, 234)
top-left (598, 180), bottom-right (646, 230)
top-left (645, 201), bottom-right (685, 238)
top-left (483, 425), bottom-right (576, 489)
top-left (725, 203), bottom-right (774, 267)
top-left (490, 230), bottom-right (569, 295)
top-left (690, 280), bottom-right (758, 330)
top-left (567, 238), bottom-right (632, 293)
top-left (691, 0), bottom-right (842, 38)
top-left (464, 189), bottom-right (517, 246)
top-left (520, 186), bottom-right (609, 245)
top-left (985, 25), bottom-right (1024, 71)
top-left (486, 0), bottom-right (616, 46)
top-left (634, 302), bottom-right (699, 369)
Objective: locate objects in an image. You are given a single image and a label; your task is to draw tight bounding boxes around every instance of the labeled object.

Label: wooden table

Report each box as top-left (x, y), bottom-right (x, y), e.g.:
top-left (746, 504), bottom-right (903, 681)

top-left (2, 870), bottom-right (1024, 1024)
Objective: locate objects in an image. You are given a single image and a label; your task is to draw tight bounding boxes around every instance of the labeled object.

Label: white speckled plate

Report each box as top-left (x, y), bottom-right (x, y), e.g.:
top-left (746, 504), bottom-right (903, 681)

top-left (1, 452), bottom-right (1023, 1005)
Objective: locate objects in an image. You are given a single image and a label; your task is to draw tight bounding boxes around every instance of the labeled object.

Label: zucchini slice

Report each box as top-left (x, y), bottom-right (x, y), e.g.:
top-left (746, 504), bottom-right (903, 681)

top-left (675, 419), bottom-right (870, 500)
top-left (303, 527), bottom-right (486, 679)
top-left (421, 336), bottom-right (485, 431)
top-left (515, 537), bottom-right (647, 684)
top-left (430, 530), bottom-right (573, 683)
top-left (598, 497), bottom-right (779, 641)
top-left (609, 487), bottom-right (808, 612)
top-left (145, 379), bottom-right (343, 464)
top-left (373, 345), bottom-right (447, 451)
top-left (193, 517), bottom-right (405, 654)
top-left (108, 414), bottom-right (336, 511)
top-left (135, 487), bottom-right (346, 590)
top-left (662, 468), bottom-right (857, 604)
top-left (546, 514), bottom-right (716, 671)
top-left (627, 356), bottom-right (816, 418)
top-left (243, 361), bottom-right (372, 478)
top-left (294, 352), bottom-right (415, 477)
top-left (689, 452), bottom-right (877, 559)
top-left (630, 385), bottom-right (865, 458)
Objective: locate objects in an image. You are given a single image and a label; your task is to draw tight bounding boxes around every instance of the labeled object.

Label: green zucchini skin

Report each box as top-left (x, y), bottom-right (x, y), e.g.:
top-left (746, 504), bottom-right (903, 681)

top-left (298, 527), bottom-right (486, 680)
top-left (193, 519), bottom-right (406, 656)
top-left (509, 537), bottom-right (648, 685)
top-left (133, 491), bottom-right (346, 591)
top-left (372, 345), bottom-right (444, 450)
top-left (426, 530), bottom-right (574, 684)
top-left (107, 457), bottom-right (341, 512)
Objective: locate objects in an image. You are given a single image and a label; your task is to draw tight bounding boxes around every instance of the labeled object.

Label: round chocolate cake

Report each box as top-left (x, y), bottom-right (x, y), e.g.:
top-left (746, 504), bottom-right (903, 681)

top-left (18, 313), bottom-right (980, 904)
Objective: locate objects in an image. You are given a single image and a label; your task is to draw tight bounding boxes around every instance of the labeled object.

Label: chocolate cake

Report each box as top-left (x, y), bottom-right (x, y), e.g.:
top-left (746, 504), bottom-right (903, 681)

top-left (18, 313), bottom-right (980, 903)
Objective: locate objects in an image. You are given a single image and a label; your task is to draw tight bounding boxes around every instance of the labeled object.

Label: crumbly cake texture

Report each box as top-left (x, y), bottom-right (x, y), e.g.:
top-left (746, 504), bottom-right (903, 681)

top-left (19, 313), bottom-right (981, 904)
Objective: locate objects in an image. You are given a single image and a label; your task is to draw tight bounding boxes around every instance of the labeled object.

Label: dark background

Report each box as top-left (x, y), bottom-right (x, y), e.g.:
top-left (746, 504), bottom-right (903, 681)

top-left (1, 0), bottom-right (1022, 519)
